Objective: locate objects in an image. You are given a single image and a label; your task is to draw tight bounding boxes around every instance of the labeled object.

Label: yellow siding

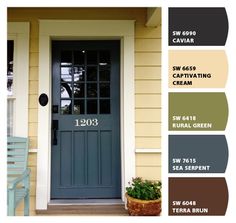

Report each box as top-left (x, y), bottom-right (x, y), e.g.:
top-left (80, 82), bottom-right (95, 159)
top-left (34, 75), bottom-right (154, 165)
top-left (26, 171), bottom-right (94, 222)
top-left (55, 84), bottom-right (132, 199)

top-left (29, 67), bottom-right (38, 81)
top-left (135, 109), bottom-right (161, 122)
top-left (29, 136), bottom-right (37, 149)
top-left (135, 67), bottom-right (161, 80)
top-left (135, 123), bottom-right (161, 137)
top-left (135, 80), bottom-right (161, 94)
top-left (135, 52), bottom-right (161, 66)
top-left (136, 153), bottom-right (161, 166)
top-left (136, 166), bottom-right (161, 181)
top-left (29, 95), bottom-right (38, 109)
top-left (135, 95), bottom-right (161, 108)
top-left (29, 109), bottom-right (38, 123)
top-left (28, 123), bottom-right (37, 137)
top-left (136, 137), bottom-right (161, 149)
top-left (29, 52), bottom-right (39, 67)
top-left (8, 8), bottom-right (161, 214)
top-left (135, 39), bottom-right (161, 52)
top-left (30, 38), bottom-right (39, 53)
top-left (29, 80), bottom-right (38, 95)
top-left (135, 17), bottom-right (162, 183)
top-left (28, 152), bottom-right (37, 165)
top-left (29, 29), bottom-right (39, 148)
top-left (136, 153), bottom-right (161, 181)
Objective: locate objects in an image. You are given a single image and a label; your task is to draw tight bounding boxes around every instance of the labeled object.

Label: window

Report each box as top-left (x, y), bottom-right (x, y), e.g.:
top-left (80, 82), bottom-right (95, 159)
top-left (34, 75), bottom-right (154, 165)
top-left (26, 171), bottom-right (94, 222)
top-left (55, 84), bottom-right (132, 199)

top-left (7, 40), bottom-right (14, 136)
top-left (7, 22), bottom-right (29, 137)
top-left (60, 50), bottom-right (111, 115)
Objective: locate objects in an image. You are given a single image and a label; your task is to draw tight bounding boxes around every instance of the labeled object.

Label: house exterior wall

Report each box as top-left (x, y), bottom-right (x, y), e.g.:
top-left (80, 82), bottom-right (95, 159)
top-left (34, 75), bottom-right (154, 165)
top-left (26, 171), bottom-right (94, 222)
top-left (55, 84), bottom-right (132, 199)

top-left (134, 22), bottom-right (161, 181)
top-left (8, 8), bottom-right (161, 215)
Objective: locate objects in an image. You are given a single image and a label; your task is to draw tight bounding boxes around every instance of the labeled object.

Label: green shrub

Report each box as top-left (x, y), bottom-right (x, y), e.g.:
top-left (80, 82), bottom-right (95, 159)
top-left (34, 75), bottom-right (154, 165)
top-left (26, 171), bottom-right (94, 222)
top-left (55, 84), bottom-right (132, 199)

top-left (126, 177), bottom-right (161, 200)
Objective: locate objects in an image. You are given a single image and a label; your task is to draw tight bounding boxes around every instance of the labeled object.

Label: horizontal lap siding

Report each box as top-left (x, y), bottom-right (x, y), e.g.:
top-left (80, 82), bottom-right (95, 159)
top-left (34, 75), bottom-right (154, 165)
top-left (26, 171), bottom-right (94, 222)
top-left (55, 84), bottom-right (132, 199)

top-left (136, 153), bottom-right (161, 181)
top-left (28, 20), bottom-right (39, 151)
top-left (135, 23), bottom-right (161, 181)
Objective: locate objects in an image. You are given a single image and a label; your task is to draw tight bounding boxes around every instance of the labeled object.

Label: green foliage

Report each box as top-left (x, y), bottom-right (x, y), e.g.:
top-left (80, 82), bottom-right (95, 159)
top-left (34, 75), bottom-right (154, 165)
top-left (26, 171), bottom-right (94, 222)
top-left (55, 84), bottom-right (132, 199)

top-left (126, 177), bottom-right (162, 200)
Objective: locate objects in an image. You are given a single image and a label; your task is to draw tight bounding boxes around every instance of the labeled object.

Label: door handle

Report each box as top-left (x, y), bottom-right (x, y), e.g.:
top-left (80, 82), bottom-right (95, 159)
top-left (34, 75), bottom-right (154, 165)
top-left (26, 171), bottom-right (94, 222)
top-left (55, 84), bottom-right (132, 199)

top-left (53, 128), bottom-right (57, 145)
top-left (52, 120), bottom-right (58, 145)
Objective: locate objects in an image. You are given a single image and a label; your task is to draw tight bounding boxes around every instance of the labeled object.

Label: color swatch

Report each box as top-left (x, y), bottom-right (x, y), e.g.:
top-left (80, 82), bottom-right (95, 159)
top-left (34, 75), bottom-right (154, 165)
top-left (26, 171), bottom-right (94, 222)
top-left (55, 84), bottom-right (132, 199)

top-left (169, 50), bottom-right (228, 88)
top-left (169, 8), bottom-right (228, 46)
top-left (168, 7), bottom-right (229, 216)
top-left (169, 178), bottom-right (228, 215)
top-left (169, 92), bottom-right (228, 131)
top-left (169, 135), bottom-right (228, 173)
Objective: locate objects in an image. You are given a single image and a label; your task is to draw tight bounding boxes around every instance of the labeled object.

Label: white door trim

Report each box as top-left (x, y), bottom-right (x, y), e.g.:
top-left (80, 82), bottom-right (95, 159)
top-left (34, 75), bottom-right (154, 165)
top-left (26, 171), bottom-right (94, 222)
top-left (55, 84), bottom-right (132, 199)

top-left (37, 20), bottom-right (135, 210)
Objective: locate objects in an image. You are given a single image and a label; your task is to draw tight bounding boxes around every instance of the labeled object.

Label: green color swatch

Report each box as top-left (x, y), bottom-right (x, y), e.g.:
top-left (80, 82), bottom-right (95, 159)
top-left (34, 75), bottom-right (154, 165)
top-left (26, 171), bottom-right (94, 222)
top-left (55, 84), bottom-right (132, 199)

top-left (169, 93), bottom-right (228, 131)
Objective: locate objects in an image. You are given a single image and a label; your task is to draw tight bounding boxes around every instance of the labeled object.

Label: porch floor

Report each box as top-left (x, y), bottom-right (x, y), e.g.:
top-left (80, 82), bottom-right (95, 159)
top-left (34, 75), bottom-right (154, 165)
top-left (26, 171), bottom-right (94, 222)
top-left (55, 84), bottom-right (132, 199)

top-left (36, 204), bottom-right (128, 216)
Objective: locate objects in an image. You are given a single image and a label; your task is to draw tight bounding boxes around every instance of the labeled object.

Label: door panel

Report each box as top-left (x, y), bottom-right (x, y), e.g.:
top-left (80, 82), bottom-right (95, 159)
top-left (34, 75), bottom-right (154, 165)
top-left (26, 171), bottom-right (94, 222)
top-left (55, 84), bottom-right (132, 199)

top-left (51, 41), bottom-right (121, 199)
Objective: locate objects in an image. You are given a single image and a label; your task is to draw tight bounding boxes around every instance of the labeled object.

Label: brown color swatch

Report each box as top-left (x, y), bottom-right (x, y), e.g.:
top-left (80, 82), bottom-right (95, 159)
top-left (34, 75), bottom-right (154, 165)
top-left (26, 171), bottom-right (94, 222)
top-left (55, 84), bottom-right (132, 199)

top-left (169, 178), bottom-right (228, 215)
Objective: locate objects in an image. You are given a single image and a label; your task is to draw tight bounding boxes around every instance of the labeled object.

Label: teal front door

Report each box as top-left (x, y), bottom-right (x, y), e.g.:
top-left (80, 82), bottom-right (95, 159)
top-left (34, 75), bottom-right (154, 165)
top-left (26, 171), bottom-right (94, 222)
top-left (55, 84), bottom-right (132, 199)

top-left (51, 41), bottom-right (121, 199)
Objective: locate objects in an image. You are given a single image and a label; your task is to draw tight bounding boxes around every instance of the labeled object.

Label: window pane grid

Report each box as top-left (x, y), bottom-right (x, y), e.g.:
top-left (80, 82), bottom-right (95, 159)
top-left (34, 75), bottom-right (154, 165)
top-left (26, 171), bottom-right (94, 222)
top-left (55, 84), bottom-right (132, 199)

top-left (60, 49), bottom-right (111, 115)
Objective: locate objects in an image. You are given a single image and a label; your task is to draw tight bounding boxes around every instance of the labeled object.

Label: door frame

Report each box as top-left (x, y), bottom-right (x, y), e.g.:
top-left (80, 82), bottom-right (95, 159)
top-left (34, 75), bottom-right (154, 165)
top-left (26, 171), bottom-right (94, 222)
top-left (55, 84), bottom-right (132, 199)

top-left (37, 20), bottom-right (135, 210)
top-left (51, 40), bottom-right (121, 199)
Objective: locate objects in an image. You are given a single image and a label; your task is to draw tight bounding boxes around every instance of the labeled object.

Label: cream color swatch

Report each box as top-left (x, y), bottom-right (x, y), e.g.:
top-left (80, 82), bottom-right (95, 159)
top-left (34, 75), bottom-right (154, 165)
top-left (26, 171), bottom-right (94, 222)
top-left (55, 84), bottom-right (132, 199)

top-left (169, 50), bottom-right (228, 88)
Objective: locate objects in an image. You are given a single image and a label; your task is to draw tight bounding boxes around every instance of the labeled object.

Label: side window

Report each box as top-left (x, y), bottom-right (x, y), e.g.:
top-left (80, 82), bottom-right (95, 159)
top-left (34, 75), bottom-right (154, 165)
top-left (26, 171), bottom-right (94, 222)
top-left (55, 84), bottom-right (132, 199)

top-left (8, 22), bottom-right (29, 138)
top-left (7, 40), bottom-right (14, 136)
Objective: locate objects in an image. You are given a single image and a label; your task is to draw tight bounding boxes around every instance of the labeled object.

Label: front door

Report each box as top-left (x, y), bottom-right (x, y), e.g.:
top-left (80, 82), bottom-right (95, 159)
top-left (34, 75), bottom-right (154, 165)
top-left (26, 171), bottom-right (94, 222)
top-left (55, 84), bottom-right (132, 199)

top-left (51, 40), bottom-right (121, 199)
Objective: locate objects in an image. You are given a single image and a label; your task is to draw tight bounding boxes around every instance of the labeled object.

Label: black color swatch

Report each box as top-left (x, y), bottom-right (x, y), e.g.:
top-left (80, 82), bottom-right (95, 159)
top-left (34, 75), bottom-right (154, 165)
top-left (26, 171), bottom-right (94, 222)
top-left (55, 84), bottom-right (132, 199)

top-left (169, 8), bottom-right (228, 46)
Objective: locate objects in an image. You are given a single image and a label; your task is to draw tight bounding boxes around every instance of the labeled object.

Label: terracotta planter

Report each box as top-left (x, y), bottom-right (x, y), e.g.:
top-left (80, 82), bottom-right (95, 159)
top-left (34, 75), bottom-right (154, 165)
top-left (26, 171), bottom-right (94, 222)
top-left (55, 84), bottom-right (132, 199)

top-left (125, 193), bottom-right (161, 216)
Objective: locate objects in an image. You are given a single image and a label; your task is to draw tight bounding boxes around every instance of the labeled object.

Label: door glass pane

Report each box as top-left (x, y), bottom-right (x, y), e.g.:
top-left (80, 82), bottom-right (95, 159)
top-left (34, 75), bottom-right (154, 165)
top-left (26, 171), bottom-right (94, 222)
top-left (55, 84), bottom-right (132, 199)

top-left (100, 83), bottom-right (110, 97)
top-left (100, 99), bottom-right (110, 114)
top-left (74, 83), bottom-right (85, 98)
top-left (99, 66), bottom-right (110, 81)
top-left (74, 100), bottom-right (85, 114)
top-left (7, 40), bottom-right (14, 96)
top-left (87, 51), bottom-right (97, 65)
top-left (74, 51), bottom-right (85, 65)
top-left (99, 51), bottom-right (110, 65)
top-left (61, 67), bottom-right (72, 82)
top-left (87, 100), bottom-right (97, 114)
top-left (61, 100), bottom-right (72, 114)
top-left (87, 66), bottom-right (97, 81)
top-left (61, 82), bottom-right (72, 98)
top-left (87, 83), bottom-right (97, 98)
top-left (61, 51), bottom-right (72, 66)
top-left (74, 66), bottom-right (85, 82)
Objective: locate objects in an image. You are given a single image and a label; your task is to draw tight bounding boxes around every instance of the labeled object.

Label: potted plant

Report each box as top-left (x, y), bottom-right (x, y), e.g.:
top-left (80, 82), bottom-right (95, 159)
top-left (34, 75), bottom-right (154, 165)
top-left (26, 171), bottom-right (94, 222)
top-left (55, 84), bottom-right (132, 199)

top-left (125, 177), bottom-right (162, 216)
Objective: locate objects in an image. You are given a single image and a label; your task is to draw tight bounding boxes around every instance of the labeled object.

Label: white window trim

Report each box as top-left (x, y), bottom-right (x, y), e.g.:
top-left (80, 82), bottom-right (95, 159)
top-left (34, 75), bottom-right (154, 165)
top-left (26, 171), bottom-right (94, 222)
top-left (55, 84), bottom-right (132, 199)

top-left (37, 20), bottom-right (135, 210)
top-left (7, 22), bottom-right (29, 137)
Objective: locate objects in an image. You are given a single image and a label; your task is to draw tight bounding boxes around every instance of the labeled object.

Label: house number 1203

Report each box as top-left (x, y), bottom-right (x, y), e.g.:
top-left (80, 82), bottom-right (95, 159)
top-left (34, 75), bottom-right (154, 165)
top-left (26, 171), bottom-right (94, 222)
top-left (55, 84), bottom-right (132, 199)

top-left (75, 118), bottom-right (99, 127)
